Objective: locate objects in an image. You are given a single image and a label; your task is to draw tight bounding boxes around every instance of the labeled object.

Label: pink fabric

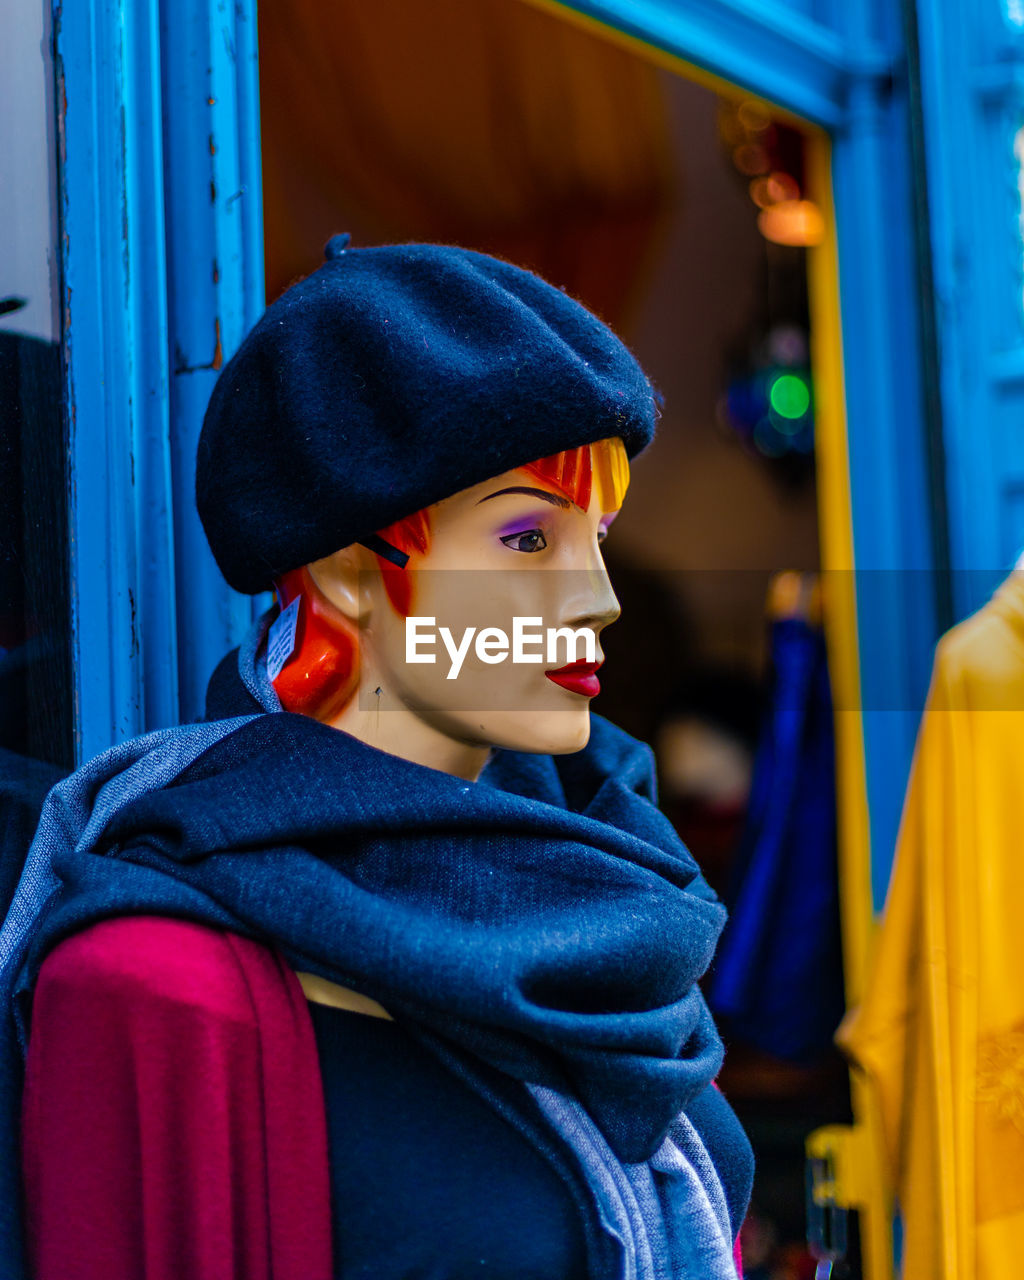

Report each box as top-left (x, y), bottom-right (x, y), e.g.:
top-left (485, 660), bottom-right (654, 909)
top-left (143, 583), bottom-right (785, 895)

top-left (22, 913), bottom-right (745, 1277)
top-left (21, 916), bottom-right (333, 1280)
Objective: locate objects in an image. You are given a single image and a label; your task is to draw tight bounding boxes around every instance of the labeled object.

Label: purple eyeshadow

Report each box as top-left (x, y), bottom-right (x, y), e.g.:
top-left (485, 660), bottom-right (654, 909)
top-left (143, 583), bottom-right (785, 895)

top-left (496, 512), bottom-right (550, 538)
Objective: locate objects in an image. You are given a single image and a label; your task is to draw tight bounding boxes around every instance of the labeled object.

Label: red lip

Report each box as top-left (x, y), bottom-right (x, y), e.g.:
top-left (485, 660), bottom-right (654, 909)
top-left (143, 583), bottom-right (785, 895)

top-left (544, 660), bottom-right (602, 698)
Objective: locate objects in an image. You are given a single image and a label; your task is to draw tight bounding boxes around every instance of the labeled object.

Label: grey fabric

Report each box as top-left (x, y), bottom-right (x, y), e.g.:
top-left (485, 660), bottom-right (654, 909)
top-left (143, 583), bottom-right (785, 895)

top-left (530, 1083), bottom-right (659, 1280)
top-left (530, 1085), bottom-right (738, 1280)
top-left (238, 605), bottom-right (282, 711)
top-left (655, 1116), bottom-right (737, 1279)
top-left (1, 715), bottom-right (257, 1040)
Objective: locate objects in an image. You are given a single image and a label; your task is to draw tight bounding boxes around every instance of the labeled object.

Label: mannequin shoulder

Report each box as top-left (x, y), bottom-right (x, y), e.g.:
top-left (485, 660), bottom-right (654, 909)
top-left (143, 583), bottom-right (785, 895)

top-left (33, 915), bottom-right (295, 1029)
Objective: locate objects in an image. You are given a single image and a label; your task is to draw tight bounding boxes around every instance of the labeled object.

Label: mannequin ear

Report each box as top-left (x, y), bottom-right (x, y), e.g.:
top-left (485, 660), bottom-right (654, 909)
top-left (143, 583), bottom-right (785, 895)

top-left (307, 544), bottom-right (376, 623)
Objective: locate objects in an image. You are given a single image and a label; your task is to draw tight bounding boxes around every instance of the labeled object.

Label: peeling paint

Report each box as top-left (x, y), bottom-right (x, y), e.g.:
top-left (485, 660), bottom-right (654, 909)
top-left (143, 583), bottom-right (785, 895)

top-left (127, 587), bottom-right (139, 659)
top-left (173, 317), bottom-right (224, 375)
top-left (210, 179), bottom-right (217, 204)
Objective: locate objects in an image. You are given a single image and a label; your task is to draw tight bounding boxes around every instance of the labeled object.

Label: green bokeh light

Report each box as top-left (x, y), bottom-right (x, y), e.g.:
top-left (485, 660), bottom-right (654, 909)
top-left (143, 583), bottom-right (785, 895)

top-left (768, 373), bottom-right (811, 420)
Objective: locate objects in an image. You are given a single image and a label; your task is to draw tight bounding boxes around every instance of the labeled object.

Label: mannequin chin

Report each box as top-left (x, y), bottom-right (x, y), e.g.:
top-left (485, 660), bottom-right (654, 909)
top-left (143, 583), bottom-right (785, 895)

top-left (309, 450), bottom-right (623, 782)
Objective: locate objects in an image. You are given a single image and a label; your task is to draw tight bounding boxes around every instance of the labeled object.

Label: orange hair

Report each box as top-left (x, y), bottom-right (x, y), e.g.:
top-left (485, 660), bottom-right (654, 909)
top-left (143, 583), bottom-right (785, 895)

top-left (272, 437), bottom-right (629, 719)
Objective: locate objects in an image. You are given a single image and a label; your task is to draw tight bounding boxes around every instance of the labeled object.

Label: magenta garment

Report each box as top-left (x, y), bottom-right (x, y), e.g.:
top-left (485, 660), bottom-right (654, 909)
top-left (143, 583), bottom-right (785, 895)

top-left (21, 917), bottom-right (333, 1280)
top-left (21, 916), bottom-right (744, 1278)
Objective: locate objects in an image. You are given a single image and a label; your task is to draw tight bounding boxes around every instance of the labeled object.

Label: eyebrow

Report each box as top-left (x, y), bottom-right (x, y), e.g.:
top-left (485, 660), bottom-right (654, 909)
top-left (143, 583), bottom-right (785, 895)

top-left (475, 485), bottom-right (572, 509)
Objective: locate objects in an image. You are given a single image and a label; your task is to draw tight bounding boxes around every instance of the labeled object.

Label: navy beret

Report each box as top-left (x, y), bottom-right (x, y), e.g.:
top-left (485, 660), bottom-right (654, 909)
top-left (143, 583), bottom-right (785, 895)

top-left (197, 237), bottom-right (656, 594)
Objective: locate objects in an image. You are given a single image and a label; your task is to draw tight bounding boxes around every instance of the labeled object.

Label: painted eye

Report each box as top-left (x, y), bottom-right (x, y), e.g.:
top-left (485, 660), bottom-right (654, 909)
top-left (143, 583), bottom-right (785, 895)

top-left (499, 528), bottom-right (548, 553)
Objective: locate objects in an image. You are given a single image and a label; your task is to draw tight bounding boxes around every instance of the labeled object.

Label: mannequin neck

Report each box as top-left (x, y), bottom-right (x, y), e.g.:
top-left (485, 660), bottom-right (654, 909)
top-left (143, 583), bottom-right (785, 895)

top-left (328, 689), bottom-right (493, 782)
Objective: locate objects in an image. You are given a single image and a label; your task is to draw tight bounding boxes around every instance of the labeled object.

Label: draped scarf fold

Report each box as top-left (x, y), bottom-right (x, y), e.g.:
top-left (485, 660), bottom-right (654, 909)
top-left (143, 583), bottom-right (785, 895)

top-left (1, 615), bottom-right (739, 1279)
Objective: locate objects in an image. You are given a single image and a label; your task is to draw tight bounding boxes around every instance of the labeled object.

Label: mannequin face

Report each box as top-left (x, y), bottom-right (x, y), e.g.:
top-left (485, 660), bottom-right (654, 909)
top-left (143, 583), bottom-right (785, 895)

top-left (309, 443), bottom-right (623, 781)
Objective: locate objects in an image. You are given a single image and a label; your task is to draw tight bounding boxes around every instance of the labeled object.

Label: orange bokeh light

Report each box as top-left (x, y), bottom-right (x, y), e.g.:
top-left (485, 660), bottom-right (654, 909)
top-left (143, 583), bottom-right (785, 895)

top-left (757, 199), bottom-right (825, 247)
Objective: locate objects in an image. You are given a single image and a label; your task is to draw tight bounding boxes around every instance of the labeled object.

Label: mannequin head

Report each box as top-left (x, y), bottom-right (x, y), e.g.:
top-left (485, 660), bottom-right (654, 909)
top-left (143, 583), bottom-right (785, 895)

top-left (196, 241), bottom-right (658, 778)
top-left (272, 436), bottom-right (629, 779)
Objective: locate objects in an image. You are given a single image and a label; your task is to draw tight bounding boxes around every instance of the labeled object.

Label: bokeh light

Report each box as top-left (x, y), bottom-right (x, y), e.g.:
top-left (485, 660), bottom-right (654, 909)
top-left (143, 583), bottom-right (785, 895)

top-left (769, 373), bottom-right (811, 420)
top-left (757, 199), bottom-right (825, 247)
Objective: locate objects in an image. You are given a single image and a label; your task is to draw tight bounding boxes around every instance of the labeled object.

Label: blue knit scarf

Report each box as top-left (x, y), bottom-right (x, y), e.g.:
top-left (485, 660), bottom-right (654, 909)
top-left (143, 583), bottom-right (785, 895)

top-left (0, 617), bottom-right (737, 1279)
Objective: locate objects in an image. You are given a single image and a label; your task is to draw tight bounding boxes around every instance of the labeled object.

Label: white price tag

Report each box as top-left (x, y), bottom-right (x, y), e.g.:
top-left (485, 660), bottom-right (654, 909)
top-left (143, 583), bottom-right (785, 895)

top-left (266, 597), bottom-right (300, 682)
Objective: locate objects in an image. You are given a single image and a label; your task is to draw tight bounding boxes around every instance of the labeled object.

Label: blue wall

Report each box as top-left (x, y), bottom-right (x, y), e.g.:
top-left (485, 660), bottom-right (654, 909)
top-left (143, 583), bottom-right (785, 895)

top-left (914, 1), bottom-right (1024, 609)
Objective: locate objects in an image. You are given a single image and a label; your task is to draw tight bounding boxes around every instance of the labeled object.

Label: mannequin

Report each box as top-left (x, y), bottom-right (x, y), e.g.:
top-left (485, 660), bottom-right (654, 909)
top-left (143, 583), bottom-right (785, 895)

top-left (282, 436), bottom-right (627, 1019)
top-left (13, 241), bottom-right (752, 1280)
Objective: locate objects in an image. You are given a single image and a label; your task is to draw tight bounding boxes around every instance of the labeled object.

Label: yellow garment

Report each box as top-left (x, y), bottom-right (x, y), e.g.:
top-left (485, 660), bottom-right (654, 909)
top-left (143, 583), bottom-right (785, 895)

top-left (838, 571), bottom-right (1024, 1277)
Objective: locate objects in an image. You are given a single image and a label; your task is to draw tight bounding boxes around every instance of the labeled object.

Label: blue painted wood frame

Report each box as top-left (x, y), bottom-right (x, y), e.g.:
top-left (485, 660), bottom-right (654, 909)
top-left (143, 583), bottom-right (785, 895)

top-left (550, 0), bottom-right (942, 908)
top-left (56, 0), bottom-right (264, 761)
top-left (159, 0), bottom-right (266, 722)
top-left (912, 3), bottom-right (1024, 616)
top-left (55, 0), bottom-right (178, 761)
top-left (536, 0), bottom-right (894, 126)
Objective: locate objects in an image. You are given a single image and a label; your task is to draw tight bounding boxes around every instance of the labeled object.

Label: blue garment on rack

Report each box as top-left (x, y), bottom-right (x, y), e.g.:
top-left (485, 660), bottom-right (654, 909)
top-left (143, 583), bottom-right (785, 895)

top-left (709, 615), bottom-right (844, 1063)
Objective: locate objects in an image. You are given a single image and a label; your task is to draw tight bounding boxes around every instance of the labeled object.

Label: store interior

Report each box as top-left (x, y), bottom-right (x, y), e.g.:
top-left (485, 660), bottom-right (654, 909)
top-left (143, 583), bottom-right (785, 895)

top-left (258, 2), bottom-right (854, 1274)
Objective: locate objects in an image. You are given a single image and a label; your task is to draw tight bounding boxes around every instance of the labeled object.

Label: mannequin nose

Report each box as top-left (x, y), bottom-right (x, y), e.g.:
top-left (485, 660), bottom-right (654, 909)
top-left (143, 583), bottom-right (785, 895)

top-left (566, 562), bottom-right (621, 633)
